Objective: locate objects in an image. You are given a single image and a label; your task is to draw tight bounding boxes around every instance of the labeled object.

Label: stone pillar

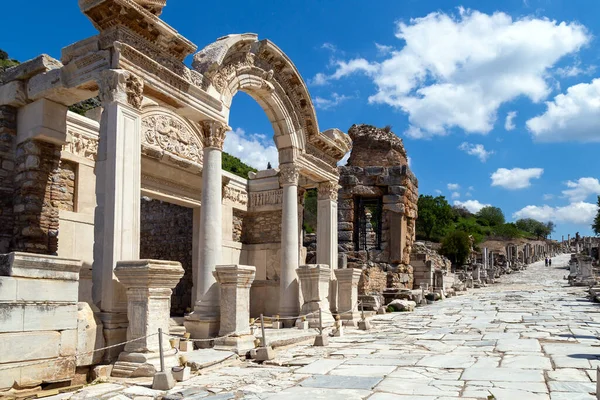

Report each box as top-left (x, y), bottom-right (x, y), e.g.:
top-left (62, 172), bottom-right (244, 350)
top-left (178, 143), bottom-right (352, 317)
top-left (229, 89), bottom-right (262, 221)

top-left (185, 121), bottom-right (228, 339)
top-left (191, 207), bottom-right (201, 307)
top-left (483, 248), bottom-right (488, 269)
top-left (334, 268), bottom-right (362, 326)
top-left (112, 260), bottom-right (184, 377)
top-left (213, 265), bottom-right (256, 355)
top-left (92, 70), bottom-right (144, 357)
top-left (279, 164), bottom-right (300, 319)
top-left (317, 181), bottom-right (339, 314)
top-left (297, 264), bottom-right (334, 328)
top-left (0, 106), bottom-right (17, 254)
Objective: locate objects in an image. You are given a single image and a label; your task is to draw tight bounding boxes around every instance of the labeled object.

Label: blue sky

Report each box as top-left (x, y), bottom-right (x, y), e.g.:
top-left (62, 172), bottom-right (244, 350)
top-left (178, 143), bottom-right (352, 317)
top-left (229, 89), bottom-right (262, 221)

top-left (2, 0), bottom-right (600, 239)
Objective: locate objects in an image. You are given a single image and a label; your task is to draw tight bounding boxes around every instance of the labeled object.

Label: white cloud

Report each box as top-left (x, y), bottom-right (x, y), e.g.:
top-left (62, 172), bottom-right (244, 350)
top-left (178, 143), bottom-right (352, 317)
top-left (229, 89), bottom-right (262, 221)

top-left (543, 194), bottom-right (554, 200)
top-left (435, 189), bottom-right (442, 194)
top-left (375, 43), bottom-right (394, 56)
top-left (447, 183), bottom-right (460, 190)
top-left (451, 191), bottom-right (461, 199)
top-left (555, 62), bottom-right (595, 78)
top-left (224, 128), bottom-right (279, 170)
top-left (407, 156), bottom-right (412, 167)
top-left (562, 177), bottom-right (600, 202)
top-left (312, 9), bottom-right (589, 138)
top-left (468, 186), bottom-right (475, 191)
top-left (505, 111), bottom-right (517, 131)
top-left (491, 167), bottom-right (544, 190)
top-left (338, 151), bottom-right (350, 166)
top-left (465, 192), bottom-right (472, 197)
top-left (526, 78), bottom-right (600, 142)
top-left (454, 199), bottom-right (491, 213)
top-left (314, 93), bottom-right (353, 110)
top-left (458, 142), bottom-right (494, 162)
top-left (513, 202), bottom-right (597, 224)
top-left (321, 42), bottom-right (338, 52)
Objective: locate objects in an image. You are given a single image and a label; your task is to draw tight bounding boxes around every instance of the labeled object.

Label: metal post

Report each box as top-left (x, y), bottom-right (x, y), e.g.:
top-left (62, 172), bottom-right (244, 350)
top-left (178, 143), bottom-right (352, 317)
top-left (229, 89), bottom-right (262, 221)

top-left (360, 301), bottom-right (365, 321)
top-left (158, 328), bottom-right (165, 373)
top-left (318, 308), bottom-right (323, 335)
top-left (260, 314), bottom-right (267, 347)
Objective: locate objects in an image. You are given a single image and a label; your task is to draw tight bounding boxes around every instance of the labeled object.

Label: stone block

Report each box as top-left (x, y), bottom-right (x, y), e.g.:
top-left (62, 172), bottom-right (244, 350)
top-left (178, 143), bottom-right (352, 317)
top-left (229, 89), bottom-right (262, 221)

top-left (0, 252), bottom-right (81, 281)
top-left (388, 185), bottom-right (407, 195)
top-left (152, 371), bottom-right (176, 390)
top-left (1, 54), bottom-right (62, 83)
top-left (0, 331), bottom-right (60, 364)
top-left (364, 166), bottom-right (385, 176)
top-left (0, 303), bottom-right (23, 332)
top-left (295, 320), bottom-right (309, 330)
top-left (60, 329), bottom-right (78, 356)
top-left (338, 222), bottom-right (353, 231)
top-left (179, 341), bottom-right (193, 352)
top-left (23, 304), bottom-right (78, 331)
top-left (338, 231), bottom-right (353, 242)
top-left (77, 302), bottom-right (105, 366)
top-left (388, 166), bottom-right (407, 176)
top-left (255, 346), bottom-right (275, 361)
top-left (358, 320), bottom-right (371, 330)
top-left (339, 175), bottom-right (358, 186)
top-left (383, 195), bottom-right (402, 204)
top-left (20, 356), bottom-right (75, 387)
top-left (313, 334), bottom-right (329, 346)
top-left (172, 366), bottom-right (191, 382)
top-left (16, 278), bottom-right (78, 302)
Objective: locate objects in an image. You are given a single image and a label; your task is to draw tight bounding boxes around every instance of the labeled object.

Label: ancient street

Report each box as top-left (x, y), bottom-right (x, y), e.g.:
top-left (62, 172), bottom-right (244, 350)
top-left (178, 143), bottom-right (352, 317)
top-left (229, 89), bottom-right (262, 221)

top-left (53, 253), bottom-right (599, 400)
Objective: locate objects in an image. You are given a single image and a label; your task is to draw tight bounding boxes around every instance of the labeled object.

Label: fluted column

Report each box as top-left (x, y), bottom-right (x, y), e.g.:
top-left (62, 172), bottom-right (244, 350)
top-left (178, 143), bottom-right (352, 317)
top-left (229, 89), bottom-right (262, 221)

top-left (184, 120), bottom-right (228, 339)
top-left (317, 181), bottom-right (339, 314)
top-left (278, 163), bottom-right (300, 319)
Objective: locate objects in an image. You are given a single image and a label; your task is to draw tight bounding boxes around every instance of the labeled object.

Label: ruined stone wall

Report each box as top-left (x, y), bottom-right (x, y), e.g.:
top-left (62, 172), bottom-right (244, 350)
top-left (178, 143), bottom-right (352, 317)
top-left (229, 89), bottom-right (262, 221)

top-left (0, 106), bottom-right (16, 253)
top-left (338, 124), bottom-right (419, 294)
top-left (13, 140), bottom-right (61, 255)
top-left (140, 198), bottom-right (193, 315)
top-left (53, 161), bottom-right (76, 212)
top-left (242, 211), bottom-right (282, 244)
top-left (233, 209), bottom-right (244, 242)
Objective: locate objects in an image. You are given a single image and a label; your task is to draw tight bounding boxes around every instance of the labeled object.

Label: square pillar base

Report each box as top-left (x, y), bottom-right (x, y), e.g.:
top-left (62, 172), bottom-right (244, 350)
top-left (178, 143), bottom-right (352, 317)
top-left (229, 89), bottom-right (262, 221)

top-left (184, 315), bottom-right (220, 348)
top-left (112, 349), bottom-right (179, 378)
top-left (213, 334), bottom-right (256, 355)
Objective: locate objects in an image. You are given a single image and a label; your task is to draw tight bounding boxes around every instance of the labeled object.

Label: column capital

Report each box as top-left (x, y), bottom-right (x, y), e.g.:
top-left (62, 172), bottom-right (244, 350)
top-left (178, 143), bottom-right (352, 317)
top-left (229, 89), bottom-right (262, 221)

top-left (318, 181), bottom-right (340, 201)
top-left (279, 163), bottom-right (300, 186)
top-left (213, 264), bottom-right (256, 289)
top-left (98, 69), bottom-right (144, 110)
top-left (200, 120), bottom-right (229, 150)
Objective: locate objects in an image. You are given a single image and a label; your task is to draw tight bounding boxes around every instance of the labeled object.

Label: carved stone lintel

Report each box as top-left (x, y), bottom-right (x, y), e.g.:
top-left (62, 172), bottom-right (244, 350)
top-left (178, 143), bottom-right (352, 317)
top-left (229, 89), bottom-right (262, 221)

top-left (98, 69), bottom-right (144, 110)
top-left (318, 181), bottom-right (340, 202)
top-left (142, 111), bottom-right (203, 164)
top-left (200, 120), bottom-right (229, 150)
top-left (279, 164), bottom-right (300, 187)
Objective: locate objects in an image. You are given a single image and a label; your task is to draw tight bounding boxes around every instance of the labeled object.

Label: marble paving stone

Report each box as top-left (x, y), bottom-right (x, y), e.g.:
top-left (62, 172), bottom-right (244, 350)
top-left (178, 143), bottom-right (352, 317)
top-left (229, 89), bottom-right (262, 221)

top-left (416, 355), bottom-right (476, 368)
top-left (489, 388), bottom-right (549, 400)
top-left (300, 375), bottom-right (382, 390)
top-left (496, 338), bottom-right (542, 352)
top-left (548, 381), bottom-right (596, 392)
top-left (263, 387), bottom-right (371, 400)
top-left (461, 367), bottom-right (545, 382)
top-left (547, 368), bottom-right (591, 382)
top-left (294, 359), bottom-right (345, 375)
top-left (329, 365), bottom-right (397, 377)
top-left (501, 355), bottom-right (553, 369)
top-left (374, 378), bottom-right (461, 396)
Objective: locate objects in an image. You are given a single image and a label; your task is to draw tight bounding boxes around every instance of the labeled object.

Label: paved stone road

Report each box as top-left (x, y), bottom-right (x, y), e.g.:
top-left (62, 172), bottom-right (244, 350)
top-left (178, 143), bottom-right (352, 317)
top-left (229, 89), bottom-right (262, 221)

top-left (61, 253), bottom-right (600, 400)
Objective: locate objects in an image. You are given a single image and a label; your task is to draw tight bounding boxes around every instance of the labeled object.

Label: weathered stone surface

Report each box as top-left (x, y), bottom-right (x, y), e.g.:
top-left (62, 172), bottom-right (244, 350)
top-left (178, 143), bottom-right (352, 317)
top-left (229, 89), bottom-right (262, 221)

top-left (76, 302), bottom-right (105, 366)
top-left (346, 124), bottom-right (408, 168)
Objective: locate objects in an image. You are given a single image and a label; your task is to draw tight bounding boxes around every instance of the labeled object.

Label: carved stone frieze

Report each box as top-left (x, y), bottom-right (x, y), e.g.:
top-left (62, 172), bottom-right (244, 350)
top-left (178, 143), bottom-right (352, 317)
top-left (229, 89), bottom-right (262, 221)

top-left (63, 130), bottom-right (99, 161)
top-left (98, 69), bottom-right (144, 110)
top-left (318, 181), bottom-right (340, 202)
top-left (279, 164), bottom-right (300, 186)
top-left (223, 186), bottom-right (248, 206)
top-left (306, 144), bottom-right (336, 168)
top-left (142, 111), bottom-right (203, 164)
top-left (249, 189), bottom-right (283, 208)
top-left (200, 120), bottom-right (229, 150)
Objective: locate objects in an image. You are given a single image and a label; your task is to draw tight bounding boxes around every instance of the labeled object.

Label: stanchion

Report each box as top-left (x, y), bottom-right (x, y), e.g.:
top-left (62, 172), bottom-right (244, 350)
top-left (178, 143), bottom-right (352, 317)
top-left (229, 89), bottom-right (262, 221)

top-left (152, 328), bottom-right (175, 390)
top-left (313, 309), bottom-right (328, 346)
top-left (358, 301), bottom-right (371, 331)
top-left (260, 314), bottom-right (267, 347)
top-left (255, 314), bottom-right (275, 361)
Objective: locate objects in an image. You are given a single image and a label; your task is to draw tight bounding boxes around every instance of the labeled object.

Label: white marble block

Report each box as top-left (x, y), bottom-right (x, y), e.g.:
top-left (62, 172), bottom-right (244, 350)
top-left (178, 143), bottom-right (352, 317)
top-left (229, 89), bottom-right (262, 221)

top-left (297, 264), bottom-right (334, 328)
top-left (112, 259), bottom-right (184, 378)
top-left (213, 265), bottom-right (256, 355)
top-left (334, 268), bottom-right (362, 326)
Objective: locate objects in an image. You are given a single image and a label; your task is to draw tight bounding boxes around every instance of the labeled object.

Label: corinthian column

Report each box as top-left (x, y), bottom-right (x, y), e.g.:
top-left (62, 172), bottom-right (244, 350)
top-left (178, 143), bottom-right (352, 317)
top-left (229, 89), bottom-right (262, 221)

top-left (278, 163), bottom-right (300, 320)
top-left (317, 181), bottom-right (339, 314)
top-left (184, 120), bottom-right (228, 340)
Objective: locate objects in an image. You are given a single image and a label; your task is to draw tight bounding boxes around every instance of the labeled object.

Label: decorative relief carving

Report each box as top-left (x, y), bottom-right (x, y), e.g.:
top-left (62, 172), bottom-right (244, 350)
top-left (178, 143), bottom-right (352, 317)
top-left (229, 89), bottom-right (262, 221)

top-left (98, 69), bottom-right (144, 110)
top-left (200, 120), bottom-right (229, 150)
top-left (279, 164), bottom-right (300, 186)
top-left (63, 130), bottom-right (99, 161)
top-left (249, 189), bottom-right (283, 208)
top-left (318, 181), bottom-right (340, 202)
top-left (223, 186), bottom-right (248, 206)
top-left (142, 112), bottom-right (203, 164)
top-left (201, 52), bottom-right (256, 93)
top-left (306, 144), bottom-right (336, 167)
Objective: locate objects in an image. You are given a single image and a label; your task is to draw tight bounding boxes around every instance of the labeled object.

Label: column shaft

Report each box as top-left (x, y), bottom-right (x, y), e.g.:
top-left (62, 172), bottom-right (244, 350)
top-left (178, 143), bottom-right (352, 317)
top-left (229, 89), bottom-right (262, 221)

top-left (317, 181), bottom-right (339, 313)
top-left (279, 164), bottom-right (300, 318)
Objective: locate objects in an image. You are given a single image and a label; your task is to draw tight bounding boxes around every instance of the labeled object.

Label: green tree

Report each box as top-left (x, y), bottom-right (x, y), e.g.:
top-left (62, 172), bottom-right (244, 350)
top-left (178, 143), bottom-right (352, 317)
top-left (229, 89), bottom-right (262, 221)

top-left (416, 195), bottom-right (454, 241)
top-left (493, 223), bottom-right (521, 239)
top-left (592, 196), bottom-right (600, 236)
top-left (476, 206), bottom-right (505, 227)
top-left (0, 49), bottom-right (20, 74)
top-left (440, 231), bottom-right (471, 266)
top-left (222, 152), bottom-right (257, 179)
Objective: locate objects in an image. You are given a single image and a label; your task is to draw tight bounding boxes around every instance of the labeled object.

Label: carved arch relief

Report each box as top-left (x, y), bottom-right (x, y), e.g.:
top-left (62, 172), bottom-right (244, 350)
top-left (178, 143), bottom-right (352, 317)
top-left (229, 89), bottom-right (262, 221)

top-left (141, 106), bottom-right (204, 165)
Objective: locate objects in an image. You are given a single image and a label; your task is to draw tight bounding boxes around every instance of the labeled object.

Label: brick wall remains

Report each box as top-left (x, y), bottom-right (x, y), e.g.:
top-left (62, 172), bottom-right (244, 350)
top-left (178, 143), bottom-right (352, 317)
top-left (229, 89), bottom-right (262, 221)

top-left (0, 106), bottom-right (16, 253)
top-left (242, 210), bottom-right (282, 244)
top-left (140, 198), bottom-right (193, 315)
top-left (233, 209), bottom-right (244, 242)
top-left (13, 139), bottom-right (61, 254)
top-left (53, 160), bottom-right (76, 212)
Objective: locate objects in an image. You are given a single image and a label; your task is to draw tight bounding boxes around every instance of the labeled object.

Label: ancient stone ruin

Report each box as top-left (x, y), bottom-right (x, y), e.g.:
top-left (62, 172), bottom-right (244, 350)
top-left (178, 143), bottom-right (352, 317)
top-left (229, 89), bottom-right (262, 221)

top-left (337, 125), bottom-right (419, 307)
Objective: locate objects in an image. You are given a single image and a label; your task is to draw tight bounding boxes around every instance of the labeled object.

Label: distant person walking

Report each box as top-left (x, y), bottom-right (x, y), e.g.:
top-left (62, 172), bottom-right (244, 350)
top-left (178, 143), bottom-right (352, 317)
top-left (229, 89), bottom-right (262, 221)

top-left (545, 257), bottom-right (549, 267)
top-left (549, 258), bottom-right (552, 267)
